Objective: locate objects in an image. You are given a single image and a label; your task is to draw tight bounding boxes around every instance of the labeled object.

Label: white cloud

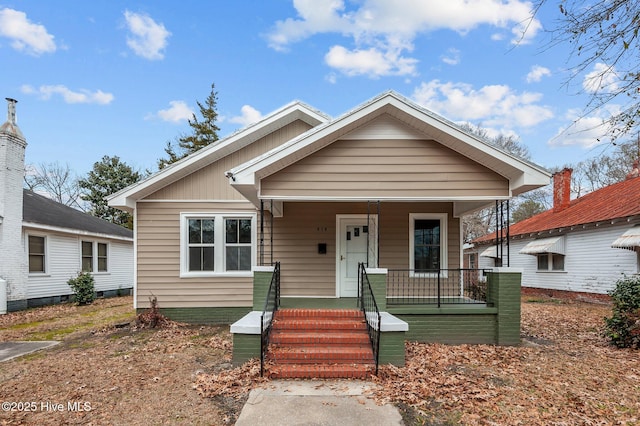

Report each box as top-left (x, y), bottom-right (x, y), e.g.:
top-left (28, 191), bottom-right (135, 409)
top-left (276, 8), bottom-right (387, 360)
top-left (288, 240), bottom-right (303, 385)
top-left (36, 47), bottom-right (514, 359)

top-left (124, 10), bottom-right (171, 60)
top-left (412, 79), bottom-right (553, 130)
top-left (325, 45), bottom-right (417, 77)
top-left (526, 65), bottom-right (551, 83)
top-left (267, 0), bottom-right (540, 77)
top-left (582, 62), bottom-right (619, 94)
top-left (548, 106), bottom-right (619, 148)
top-left (21, 84), bottom-right (114, 105)
top-left (441, 48), bottom-right (460, 66)
top-left (228, 105), bottom-right (263, 127)
top-left (0, 8), bottom-right (56, 55)
top-left (153, 100), bottom-right (194, 123)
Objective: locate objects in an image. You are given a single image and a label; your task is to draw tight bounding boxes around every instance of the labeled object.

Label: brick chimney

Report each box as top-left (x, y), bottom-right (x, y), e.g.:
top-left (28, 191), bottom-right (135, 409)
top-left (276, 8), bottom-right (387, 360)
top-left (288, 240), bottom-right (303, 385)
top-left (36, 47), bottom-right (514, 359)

top-left (552, 168), bottom-right (572, 213)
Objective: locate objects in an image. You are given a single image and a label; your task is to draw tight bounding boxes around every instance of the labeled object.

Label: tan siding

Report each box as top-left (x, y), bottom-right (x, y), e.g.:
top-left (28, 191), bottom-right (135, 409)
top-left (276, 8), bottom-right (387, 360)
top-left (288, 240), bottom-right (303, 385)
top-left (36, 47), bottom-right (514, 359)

top-left (262, 138), bottom-right (509, 198)
top-left (272, 202), bottom-right (460, 297)
top-left (136, 201), bottom-right (256, 308)
top-left (147, 120), bottom-right (313, 200)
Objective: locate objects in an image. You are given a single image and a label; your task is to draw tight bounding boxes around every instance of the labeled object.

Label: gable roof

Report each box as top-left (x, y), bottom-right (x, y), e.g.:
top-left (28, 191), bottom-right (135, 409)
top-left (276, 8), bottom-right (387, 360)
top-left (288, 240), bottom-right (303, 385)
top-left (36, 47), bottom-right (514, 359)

top-left (227, 91), bottom-right (550, 209)
top-left (474, 175), bottom-right (640, 243)
top-left (23, 189), bottom-right (133, 240)
top-left (108, 101), bottom-right (329, 211)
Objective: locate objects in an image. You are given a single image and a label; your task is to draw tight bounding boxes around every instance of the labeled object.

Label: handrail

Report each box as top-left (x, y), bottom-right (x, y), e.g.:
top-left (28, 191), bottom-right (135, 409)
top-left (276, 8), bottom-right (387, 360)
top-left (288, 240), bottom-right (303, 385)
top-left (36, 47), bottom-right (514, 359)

top-left (358, 263), bottom-right (381, 375)
top-left (386, 268), bottom-right (491, 306)
top-left (260, 261), bottom-right (280, 377)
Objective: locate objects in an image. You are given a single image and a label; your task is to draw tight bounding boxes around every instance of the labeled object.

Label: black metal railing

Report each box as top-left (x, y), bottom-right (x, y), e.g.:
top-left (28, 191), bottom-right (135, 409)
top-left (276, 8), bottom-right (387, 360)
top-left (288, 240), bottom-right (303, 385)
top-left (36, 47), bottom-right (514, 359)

top-left (260, 261), bottom-right (280, 377)
top-left (358, 263), bottom-right (381, 375)
top-left (386, 268), bottom-right (491, 307)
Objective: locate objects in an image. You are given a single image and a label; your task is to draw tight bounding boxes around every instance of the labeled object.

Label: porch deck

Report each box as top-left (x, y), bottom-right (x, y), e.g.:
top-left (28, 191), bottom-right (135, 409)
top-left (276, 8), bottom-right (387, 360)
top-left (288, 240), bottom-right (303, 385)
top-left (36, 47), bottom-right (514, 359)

top-left (279, 297), bottom-right (359, 309)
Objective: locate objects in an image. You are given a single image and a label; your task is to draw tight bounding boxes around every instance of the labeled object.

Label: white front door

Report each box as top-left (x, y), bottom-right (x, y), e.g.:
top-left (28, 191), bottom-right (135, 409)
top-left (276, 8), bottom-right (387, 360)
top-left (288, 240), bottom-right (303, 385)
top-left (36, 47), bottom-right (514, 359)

top-left (337, 215), bottom-right (377, 297)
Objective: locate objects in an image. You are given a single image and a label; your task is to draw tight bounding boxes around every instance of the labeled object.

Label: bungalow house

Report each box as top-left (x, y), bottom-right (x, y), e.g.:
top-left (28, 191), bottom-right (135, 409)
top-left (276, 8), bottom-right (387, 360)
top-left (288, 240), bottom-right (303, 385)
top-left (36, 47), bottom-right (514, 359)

top-left (468, 167), bottom-right (640, 299)
top-left (109, 91), bottom-right (550, 376)
top-left (0, 98), bottom-right (133, 313)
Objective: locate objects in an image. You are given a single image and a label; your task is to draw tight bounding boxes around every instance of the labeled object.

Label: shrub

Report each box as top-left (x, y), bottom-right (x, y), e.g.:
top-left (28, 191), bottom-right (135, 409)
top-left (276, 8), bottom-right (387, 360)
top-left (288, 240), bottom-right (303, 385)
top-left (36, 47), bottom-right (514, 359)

top-left (67, 272), bottom-right (96, 305)
top-left (604, 275), bottom-right (640, 349)
top-left (136, 296), bottom-right (168, 328)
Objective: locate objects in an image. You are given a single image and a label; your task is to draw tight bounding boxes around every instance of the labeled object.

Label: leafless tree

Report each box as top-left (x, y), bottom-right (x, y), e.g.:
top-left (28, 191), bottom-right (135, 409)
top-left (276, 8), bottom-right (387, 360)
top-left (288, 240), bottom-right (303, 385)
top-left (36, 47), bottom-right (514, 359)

top-left (24, 162), bottom-right (85, 210)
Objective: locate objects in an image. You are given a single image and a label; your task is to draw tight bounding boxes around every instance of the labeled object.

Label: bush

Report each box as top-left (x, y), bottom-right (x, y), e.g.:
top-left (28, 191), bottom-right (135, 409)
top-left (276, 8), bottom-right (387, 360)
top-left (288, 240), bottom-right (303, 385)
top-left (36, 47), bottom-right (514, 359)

top-left (67, 272), bottom-right (96, 305)
top-left (604, 275), bottom-right (640, 349)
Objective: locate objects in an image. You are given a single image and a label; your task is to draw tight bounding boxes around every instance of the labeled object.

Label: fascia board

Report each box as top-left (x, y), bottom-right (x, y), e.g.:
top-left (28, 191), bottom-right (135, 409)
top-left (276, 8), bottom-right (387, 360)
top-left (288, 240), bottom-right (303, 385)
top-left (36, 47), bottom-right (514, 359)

top-left (107, 102), bottom-right (328, 208)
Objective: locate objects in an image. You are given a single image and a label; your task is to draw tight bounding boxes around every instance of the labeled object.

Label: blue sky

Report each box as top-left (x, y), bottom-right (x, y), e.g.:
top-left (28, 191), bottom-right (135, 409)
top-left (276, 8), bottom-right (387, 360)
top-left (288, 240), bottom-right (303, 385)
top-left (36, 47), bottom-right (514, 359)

top-left (0, 1), bottom-right (619, 177)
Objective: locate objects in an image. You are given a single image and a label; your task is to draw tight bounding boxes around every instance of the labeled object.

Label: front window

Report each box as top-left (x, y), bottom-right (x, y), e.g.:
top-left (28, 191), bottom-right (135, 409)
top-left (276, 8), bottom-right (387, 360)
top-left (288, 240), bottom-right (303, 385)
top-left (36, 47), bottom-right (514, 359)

top-left (188, 218), bottom-right (215, 272)
top-left (97, 243), bottom-right (108, 272)
top-left (82, 241), bottom-right (93, 272)
top-left (537, 253), bottom-right (565, 271)
top-left (28, 235), bottom-right (46, 273)
top-left (409, 213), bottom-right (448, 276)
top-left (181, 213), bottom-right (255, 276)
top-left (225, 218), bottom-right (252, 271)
top-left (414, 219), bottom-right (440, 271)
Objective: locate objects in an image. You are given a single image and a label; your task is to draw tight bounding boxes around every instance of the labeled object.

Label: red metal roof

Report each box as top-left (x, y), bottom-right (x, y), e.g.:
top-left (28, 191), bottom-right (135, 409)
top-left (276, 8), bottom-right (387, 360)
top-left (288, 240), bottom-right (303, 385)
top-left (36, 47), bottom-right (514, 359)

top-left (474, 175), bottom-right (640, 243)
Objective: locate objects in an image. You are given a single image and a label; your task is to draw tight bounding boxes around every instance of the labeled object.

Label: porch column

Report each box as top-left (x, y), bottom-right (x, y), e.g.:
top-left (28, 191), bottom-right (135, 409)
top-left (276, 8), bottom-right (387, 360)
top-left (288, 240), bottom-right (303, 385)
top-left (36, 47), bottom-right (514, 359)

top-left (364, 267), bottom-right (387, 311)
top-left (253, 265), bottom-right (275, 311)
top-left (486, 267), bottom-right (522, 345)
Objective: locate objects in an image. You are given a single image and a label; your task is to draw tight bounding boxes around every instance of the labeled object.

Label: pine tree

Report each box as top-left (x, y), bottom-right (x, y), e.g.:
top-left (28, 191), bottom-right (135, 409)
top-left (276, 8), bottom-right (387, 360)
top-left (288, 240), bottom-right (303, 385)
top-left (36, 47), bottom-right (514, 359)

top-left (79, 155), bottom-right (142, 229)
top-left (157, 83), bottom-right (220, 169)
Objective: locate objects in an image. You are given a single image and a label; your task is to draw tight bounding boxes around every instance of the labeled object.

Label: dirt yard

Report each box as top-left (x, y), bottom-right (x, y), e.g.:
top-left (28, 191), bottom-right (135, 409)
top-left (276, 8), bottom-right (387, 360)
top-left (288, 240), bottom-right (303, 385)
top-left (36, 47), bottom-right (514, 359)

top-left (0, 293), bottom-right (638, 425)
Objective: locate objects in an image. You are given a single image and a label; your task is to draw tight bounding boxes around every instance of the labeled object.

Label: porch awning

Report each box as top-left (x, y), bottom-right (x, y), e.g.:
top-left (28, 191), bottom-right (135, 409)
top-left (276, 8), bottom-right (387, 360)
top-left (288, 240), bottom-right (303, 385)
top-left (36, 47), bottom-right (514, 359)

top-left (519, 236), bottom-right (565, 255)
top-left (480, 245), bottom-right (499, 258)
top-left (611, 226), bottom-right (640, 250)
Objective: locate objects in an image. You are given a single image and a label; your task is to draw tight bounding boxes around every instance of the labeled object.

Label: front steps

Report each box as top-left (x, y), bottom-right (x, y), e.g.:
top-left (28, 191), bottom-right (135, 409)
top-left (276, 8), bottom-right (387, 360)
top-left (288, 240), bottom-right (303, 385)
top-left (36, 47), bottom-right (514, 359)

top-left (265, 308), bottom-right (375, 379)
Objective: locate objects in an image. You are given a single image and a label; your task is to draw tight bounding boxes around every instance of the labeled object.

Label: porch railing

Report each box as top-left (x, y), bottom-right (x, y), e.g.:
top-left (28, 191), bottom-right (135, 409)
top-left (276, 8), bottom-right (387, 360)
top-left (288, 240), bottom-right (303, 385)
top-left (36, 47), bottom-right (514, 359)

top-left (358, 263), bottom-right (381, 375)
top-left (386, 268), bottom-right (491, 307)
top-left (260, 261), bottom-right (280, 377)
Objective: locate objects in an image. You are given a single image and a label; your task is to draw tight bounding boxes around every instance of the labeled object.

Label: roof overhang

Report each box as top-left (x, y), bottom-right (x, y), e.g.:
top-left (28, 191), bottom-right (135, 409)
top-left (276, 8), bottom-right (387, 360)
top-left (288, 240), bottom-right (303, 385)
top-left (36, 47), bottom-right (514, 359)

top-left (227, 91), bottom-right (551, 209)
top-left (611, 226), bottom-right (640, 250)
top-left (23, 222), bottom-right (134, 242)
top-left (519, 236), bottom-right (565, 255)
top-left (107, 102), bottom-right (329, 212)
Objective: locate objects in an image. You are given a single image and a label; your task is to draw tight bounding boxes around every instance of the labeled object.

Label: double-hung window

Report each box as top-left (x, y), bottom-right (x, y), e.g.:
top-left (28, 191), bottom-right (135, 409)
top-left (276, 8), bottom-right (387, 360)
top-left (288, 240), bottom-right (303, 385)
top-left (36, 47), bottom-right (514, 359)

top-left (181, 213), bottom-right (255, 276)
top-left (82, 241), bottom-right (109, 273)
top-left (28, 235), bottom-right (46, 274)
top-left (409, 213), bottom-right (448, 276)
top-left (537, 253), bottom-right (565, 271)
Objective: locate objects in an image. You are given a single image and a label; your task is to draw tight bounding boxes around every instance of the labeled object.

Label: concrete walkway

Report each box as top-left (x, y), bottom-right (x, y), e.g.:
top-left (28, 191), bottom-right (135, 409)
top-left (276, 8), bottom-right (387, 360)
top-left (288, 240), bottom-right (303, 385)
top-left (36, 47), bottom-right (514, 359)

top-left (235, 380), bottom-right (403, 426)
top-left (0, 341), bottom-right (60, 362)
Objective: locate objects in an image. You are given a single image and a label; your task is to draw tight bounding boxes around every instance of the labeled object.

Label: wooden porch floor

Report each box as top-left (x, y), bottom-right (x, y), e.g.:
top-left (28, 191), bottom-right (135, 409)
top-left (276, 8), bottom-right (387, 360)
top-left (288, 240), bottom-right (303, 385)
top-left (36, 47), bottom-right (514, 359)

top-left (279, 298), bottom-right (359, 309)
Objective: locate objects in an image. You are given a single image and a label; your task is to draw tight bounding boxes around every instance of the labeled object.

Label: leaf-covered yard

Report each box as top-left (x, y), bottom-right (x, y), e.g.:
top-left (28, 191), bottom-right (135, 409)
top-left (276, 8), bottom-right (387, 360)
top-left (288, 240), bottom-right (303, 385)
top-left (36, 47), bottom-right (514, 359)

top-left (0, 293), bottom-right (638, 425)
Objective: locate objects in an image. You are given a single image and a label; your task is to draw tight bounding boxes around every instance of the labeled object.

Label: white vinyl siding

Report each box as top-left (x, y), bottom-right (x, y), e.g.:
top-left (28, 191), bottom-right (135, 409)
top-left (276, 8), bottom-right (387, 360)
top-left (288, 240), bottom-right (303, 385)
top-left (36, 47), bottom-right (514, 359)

top-left (24, 231), bottom-right (133, 299)
top-left (506, 224), bottom-right (639, 294)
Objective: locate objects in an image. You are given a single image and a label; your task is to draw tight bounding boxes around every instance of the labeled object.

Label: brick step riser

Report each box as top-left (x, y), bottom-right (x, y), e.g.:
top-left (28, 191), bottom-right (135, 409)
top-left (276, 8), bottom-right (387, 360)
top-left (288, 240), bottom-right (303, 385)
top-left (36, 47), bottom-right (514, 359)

top-left (270, 336), bottom-right (371, 346)
top-left (268, 368), bottom-right (372, 379)
top-left (272, 323), bottom-right (367, 332)
top-left (275, 309), bottom-right (363, 320)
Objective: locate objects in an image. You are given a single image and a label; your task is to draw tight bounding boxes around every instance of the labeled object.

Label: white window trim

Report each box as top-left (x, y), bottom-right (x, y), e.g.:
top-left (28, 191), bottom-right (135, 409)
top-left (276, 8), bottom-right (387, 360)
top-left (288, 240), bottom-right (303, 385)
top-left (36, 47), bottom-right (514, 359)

top-left (180, 212), bottom-right (256, 278)
top-left (27, 233), bottom-right (49, 276)
top-left (409, 213), bottom-right (448, 278)
top-left (80, 240), bottom-right (111, 275)
top-left (536, 252), bottom-right (566, 273)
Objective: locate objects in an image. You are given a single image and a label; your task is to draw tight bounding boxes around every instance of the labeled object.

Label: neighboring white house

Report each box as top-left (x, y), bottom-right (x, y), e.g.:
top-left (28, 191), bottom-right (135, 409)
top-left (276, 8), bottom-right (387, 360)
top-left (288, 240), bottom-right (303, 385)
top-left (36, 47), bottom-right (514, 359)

top-left (0, 98), bottom-right (133, 313)
top-left (468, 168), bottom-right (640, 296)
